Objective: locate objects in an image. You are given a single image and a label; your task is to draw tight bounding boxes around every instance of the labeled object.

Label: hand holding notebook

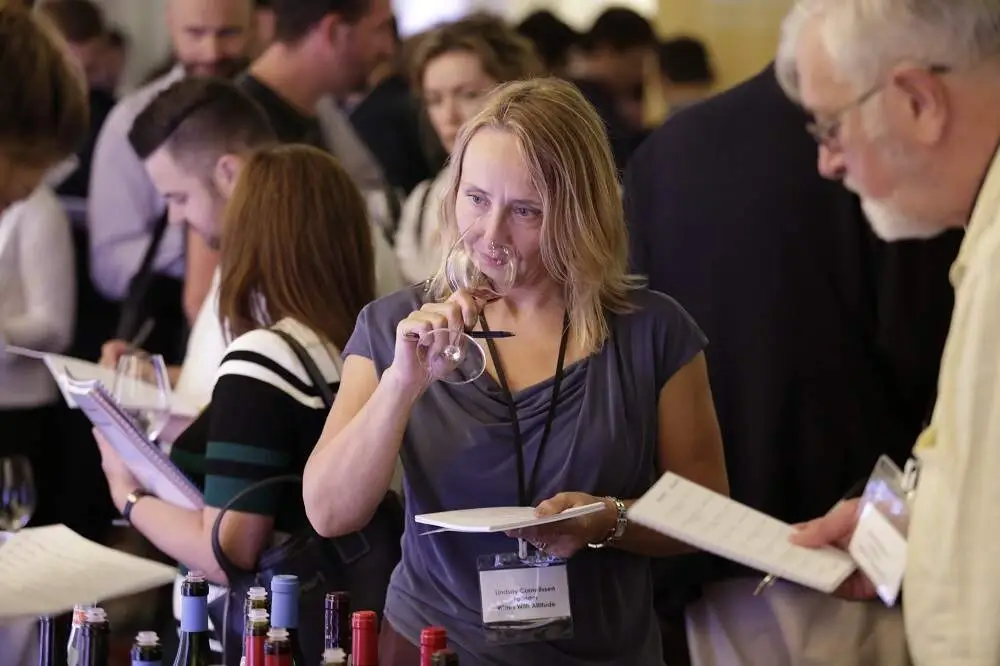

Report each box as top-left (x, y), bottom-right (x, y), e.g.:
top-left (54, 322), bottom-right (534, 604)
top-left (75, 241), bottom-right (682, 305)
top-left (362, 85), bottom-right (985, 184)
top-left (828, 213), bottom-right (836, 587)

top-left (63, 376), bottom-right (203, 511)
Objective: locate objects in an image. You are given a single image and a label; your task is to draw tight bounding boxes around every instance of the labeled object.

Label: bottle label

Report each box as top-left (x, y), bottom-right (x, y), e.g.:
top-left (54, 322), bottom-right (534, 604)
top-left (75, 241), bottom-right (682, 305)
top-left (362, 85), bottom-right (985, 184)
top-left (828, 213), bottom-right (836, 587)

top-left (132, 661), bottom-right (162, 666)
top-left (180, 595), bottom-right (209, 633)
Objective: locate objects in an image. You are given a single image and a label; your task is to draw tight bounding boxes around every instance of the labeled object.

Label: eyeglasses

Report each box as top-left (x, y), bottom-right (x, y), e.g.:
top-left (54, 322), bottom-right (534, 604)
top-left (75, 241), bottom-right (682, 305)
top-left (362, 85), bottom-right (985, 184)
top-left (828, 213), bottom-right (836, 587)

top-left (805, 64), bottom-right (951, 150)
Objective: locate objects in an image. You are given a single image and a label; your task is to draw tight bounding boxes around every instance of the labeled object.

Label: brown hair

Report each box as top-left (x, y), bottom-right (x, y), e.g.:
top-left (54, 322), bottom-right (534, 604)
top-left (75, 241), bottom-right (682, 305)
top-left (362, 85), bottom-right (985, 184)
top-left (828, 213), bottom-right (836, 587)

top-left (219, 144), bottom-right (375, 349)
top-left (410, 13), bottom-right (543, 98)
top-left (429, 78), bottom-right (642, 354)
top-left (0, 3), bottom-right (89, 166)
top-left (36, 0), bottom-right (105, 44)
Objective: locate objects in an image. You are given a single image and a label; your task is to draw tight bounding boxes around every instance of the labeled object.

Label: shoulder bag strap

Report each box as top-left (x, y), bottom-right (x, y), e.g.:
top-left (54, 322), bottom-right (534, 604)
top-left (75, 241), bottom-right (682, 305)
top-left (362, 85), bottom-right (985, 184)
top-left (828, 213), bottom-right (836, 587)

top-left (210, 474), bottom-right (305, 582)
top-left (270, 328), bottom-right (334, 409)
top-left (115, 210), bottom-right (170, 339)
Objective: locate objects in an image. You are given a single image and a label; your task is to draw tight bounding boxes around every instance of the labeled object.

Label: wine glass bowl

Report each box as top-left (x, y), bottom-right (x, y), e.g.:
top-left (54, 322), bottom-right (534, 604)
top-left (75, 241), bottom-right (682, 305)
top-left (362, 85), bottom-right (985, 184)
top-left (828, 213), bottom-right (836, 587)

top-left (0, 455), bottom-right (35, 532)
top-left (112, 351), bottom-right (172, 442)
top-left (415, 329), bottom-right (488, 384)
top-left (445, 230), bottom-right (518, 300)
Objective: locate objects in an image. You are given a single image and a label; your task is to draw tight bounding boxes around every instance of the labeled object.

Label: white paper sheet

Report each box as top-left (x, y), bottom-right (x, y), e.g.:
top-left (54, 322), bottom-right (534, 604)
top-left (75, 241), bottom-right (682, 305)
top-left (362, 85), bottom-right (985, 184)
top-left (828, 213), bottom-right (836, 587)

top-left (629, 473), bottom-right (857, 594)
top-left (36, 353), bottom-right (200, 417)
top-left (0, 525), bottom-right (176, 618)
top-left (415, 502), bottom-right (606, 533)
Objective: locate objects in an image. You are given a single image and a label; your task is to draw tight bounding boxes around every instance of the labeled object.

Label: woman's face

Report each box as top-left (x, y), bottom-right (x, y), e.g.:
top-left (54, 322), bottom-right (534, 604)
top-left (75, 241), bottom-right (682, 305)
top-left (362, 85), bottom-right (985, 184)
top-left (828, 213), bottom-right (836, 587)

top-left (423, 50), bottom-right (498, 154)
top-left (454, 127), bottom-right (545, 287)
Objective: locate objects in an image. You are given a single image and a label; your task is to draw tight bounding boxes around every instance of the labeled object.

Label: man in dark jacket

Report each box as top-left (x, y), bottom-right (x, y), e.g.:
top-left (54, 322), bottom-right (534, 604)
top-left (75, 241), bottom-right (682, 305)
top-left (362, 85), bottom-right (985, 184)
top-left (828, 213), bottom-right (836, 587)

top-left (624, 63), bottom-right (961, 665)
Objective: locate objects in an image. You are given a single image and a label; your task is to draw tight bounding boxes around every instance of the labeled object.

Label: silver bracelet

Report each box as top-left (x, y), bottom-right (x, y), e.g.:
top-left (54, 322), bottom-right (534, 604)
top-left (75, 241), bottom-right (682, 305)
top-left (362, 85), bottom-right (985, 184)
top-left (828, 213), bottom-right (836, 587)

top-left (587, 496), bottom-right (627, 549)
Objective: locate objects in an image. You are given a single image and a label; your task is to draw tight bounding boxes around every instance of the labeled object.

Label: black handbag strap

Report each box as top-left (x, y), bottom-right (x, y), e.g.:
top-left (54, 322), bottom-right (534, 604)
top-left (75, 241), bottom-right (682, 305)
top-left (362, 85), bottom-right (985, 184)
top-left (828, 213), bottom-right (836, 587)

top-left (115, 211), bottom-right (169, 339)
top-left (270, 329), bottom-right (334, 409)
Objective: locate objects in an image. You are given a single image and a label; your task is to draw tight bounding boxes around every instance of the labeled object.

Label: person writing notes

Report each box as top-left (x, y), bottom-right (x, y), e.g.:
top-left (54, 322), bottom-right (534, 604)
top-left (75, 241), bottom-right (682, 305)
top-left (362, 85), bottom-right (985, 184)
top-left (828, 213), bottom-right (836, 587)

top-left (303, 78), bottom-right (730, 666)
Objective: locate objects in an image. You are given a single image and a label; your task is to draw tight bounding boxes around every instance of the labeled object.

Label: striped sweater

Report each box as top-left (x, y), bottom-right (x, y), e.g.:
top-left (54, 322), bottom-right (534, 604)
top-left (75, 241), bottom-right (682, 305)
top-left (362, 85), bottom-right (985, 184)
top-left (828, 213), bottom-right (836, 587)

top-left (170, 317), bottom-right (341, 531)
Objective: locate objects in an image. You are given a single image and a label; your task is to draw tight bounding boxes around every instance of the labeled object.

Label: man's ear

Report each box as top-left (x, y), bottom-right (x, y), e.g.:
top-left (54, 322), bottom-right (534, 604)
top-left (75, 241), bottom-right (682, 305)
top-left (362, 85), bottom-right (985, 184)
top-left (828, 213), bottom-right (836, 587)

top-left (213, 154), bottom-right (243, 198)
top-left (320, 12), bottom-right (349, 51)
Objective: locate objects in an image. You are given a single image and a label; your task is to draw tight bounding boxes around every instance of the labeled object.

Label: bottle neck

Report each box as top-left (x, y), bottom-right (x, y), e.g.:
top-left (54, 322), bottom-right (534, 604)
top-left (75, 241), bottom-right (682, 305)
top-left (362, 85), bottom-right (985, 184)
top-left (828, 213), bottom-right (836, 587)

top-left (37, 616), bottom-right (55, 666)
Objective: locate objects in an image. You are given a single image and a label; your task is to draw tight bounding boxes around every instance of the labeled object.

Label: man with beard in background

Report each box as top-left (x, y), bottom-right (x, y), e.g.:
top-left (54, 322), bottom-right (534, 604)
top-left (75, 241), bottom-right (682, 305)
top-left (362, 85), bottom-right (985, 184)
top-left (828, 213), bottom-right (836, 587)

top-left (87, 0), bottom-right (254, 360)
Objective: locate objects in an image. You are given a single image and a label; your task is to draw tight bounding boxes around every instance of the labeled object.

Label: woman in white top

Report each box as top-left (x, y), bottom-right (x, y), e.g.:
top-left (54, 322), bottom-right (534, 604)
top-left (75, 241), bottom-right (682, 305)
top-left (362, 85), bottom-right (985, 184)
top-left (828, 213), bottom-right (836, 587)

top-left (0, 184), bottom-right (75, 514)
top-left (395, 14), bottom-right (542, 284)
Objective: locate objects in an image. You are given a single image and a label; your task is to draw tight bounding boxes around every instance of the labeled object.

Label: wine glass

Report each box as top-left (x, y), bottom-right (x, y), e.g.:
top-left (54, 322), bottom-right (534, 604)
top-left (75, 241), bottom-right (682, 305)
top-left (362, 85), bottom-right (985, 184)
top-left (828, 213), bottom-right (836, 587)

top-left (412, 228), bottom-right (518, 384)
top-left (0, 455), bottom-right (35, 532)
top-left (112, 351), bottom-right (172, 442)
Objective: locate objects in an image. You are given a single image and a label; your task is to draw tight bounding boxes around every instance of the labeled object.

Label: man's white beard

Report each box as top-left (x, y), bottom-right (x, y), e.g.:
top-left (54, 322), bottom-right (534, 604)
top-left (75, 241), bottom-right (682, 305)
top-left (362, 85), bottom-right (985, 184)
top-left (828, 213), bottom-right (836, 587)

top-left (859, 197), bottom-right (947, 241)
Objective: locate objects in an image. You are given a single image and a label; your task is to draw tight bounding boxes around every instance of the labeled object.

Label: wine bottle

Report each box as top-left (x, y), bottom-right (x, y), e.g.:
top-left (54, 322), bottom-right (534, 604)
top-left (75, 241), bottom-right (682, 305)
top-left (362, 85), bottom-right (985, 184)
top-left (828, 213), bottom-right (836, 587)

top-left (240, 588), bottom-right (268, 666)
top-left (321, 648), bottom-right (347, 666)
top-left (419, 627), bottom-right (447, 666)
top-left (350, 611), bottom-right (378, 666)
top-left (430, 649), bottom-right (459, 665)
top-left (323, 592), bottom-right (350, 654)
top-left (172, 572), bottom-right (214, 666)
top-left (264, 627), bottom-right (292, 666)
top-left (67, 604), bottom-right (92, 666)
top-left (131, 631), bottom-right (164, 666)
top-left (36, 615), bottom-right (54, 666)
top-left (244, 608), bottom-right (269, 666)
top-left (81, 607), bottom-right (110, 666)
top-left (269, 576), bottom-right (305, 665)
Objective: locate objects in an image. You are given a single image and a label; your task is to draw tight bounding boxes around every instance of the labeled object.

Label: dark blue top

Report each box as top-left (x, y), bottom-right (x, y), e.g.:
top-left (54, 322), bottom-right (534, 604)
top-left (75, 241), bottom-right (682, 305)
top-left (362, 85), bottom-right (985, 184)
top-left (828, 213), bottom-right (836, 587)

top-left (343, 286), bottom-right (707, 665)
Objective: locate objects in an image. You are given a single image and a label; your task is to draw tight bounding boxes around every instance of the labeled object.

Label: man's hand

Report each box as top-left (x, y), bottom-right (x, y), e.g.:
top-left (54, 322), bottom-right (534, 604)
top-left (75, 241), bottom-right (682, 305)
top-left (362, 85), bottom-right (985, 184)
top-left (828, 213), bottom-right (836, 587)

top-left (790, 498), bottom-right (877, 600)
top-left (98, 339), bottom-right (131, 369)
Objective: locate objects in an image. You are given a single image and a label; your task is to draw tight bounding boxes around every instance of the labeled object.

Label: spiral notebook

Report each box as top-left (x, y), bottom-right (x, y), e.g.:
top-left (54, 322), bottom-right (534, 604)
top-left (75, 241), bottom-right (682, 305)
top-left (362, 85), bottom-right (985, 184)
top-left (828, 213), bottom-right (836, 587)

top-left (628, 473), bottom-right (856, 594)
top-left (63, 375), bottom-right (204, 511)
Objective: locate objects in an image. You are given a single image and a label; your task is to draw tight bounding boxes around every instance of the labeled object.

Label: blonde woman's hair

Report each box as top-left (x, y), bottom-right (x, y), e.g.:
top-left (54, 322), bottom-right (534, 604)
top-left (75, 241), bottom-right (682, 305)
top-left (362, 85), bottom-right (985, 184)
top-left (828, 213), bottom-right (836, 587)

top-left (428, 77), bottom-right (642, 354)
top-left (410, 12), bottom-right (543, 97)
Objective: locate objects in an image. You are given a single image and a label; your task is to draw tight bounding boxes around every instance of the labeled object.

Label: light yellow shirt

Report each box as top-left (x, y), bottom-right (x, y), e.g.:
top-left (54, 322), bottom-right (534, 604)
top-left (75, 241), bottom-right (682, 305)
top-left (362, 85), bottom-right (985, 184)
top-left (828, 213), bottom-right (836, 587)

top-left (905, 147), bottom-right (1000, 666)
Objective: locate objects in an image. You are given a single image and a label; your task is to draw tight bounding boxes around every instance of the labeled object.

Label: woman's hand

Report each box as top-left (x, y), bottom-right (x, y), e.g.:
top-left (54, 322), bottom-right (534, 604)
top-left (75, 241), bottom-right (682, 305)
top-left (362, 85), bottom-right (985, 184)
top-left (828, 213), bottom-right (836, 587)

top-left (506, 493), bottom-right (617, 560)
top-left (388, 289), bottom-right (481, 393)
top-left (92, 428), bottom-right (140, 511)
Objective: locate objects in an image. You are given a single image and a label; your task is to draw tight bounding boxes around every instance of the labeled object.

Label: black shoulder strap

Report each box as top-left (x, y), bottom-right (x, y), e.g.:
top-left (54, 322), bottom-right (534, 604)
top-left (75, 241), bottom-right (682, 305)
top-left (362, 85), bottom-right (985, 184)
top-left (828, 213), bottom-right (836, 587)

top-left (115, 211), bottom-right (170, 339)
top-left (271, 329), bottom-right (335, 409)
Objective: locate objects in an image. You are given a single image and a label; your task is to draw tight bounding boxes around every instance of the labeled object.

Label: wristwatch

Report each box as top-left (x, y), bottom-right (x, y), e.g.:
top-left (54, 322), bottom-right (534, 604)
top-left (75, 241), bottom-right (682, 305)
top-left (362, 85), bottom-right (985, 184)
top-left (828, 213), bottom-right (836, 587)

top-left (588, 496), bottom-right (628, 549)
top-left (122, 488), bottom-right (153, 523)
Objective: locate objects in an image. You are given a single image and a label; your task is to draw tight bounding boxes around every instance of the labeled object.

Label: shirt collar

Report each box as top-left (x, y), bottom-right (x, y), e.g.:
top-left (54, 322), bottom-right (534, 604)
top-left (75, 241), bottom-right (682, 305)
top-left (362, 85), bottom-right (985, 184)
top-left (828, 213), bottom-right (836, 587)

top-left (950, 142), bottom-right (1000, 287)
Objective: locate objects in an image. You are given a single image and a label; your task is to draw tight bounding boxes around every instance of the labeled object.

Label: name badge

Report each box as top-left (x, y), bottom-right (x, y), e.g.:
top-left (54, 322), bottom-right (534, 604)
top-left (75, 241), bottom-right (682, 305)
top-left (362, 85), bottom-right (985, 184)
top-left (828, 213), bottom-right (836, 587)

top-left (848, 502), bottom-right (908, 606)
top-left (477, 552), bottom-right (574, 644)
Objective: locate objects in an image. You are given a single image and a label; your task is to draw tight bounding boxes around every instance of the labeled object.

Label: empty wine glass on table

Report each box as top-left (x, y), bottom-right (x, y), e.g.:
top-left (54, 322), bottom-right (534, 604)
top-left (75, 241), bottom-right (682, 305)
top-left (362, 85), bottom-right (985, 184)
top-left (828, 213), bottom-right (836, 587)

top-left (0, 455), bottom-right (35, 532)
top-left (411, 227), bottom-right (518, 384)
top-left (112, 351), bottom-right (172, 442)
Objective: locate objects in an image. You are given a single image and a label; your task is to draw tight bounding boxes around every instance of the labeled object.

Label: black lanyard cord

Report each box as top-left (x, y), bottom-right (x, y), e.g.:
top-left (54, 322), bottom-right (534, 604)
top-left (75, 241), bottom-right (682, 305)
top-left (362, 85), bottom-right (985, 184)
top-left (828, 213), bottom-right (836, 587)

top-left (482, 311), bottom-right (570, 506)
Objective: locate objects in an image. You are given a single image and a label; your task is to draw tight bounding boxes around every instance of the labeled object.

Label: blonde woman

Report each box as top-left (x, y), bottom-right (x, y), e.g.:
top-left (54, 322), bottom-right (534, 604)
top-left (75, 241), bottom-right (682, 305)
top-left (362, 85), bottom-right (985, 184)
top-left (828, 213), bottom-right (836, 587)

top-left (303, 78), bottom-right (729, 665)
top-left (394, 13), bottom-right (541, 284)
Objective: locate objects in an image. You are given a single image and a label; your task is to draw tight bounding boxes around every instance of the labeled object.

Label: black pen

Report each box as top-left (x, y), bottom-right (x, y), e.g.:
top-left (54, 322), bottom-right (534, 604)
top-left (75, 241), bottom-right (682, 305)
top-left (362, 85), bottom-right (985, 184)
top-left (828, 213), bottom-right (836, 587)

top-left (403, 329), bottom-right (515, 342)
top-left (466, 330), bottom-right (514, 339)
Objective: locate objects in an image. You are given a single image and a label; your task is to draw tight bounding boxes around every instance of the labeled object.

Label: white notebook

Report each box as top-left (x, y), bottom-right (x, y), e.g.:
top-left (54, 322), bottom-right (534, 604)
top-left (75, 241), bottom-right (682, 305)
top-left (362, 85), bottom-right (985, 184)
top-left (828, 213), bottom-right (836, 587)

top-left (415, 502), bottom-right (605, 533)
top-left (63, 376), bottom-right (204, 511)
top-left (629, 473), bottom-right (856, 594)
top-left (0, 525), bottom-right (175, 618)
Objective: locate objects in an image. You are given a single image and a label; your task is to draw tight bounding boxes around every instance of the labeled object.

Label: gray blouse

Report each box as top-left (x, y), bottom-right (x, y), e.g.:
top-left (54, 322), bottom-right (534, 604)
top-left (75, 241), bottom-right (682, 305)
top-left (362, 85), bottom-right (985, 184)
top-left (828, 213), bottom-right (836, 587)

top-left (343, 286), bottom-right (707, 666)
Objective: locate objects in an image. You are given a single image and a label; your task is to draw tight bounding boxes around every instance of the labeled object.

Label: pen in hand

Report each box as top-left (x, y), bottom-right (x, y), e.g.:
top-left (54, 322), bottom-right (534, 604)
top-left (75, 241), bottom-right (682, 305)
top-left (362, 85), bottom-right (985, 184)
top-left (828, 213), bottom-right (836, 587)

top-left (128, 318), bottom-right (156, 351)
